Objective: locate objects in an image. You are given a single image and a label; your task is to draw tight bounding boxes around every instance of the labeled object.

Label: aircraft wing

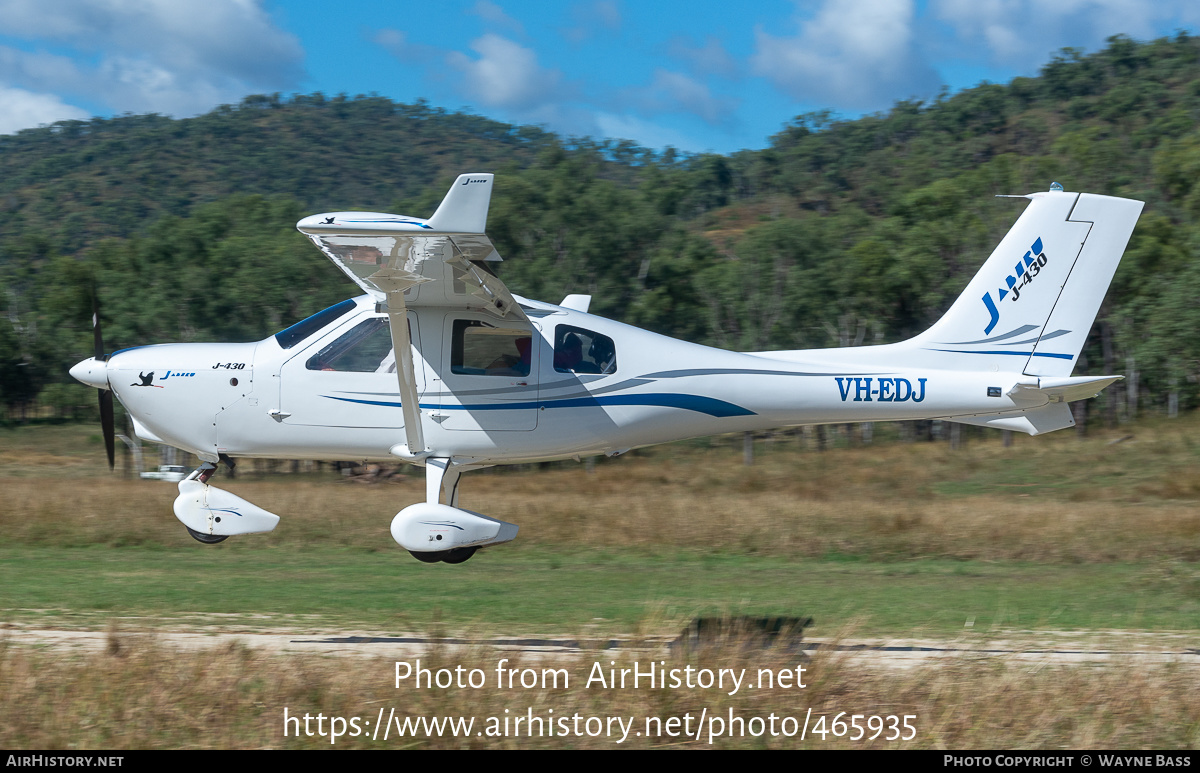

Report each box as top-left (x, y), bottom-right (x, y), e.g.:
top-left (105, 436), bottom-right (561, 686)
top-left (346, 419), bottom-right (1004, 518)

top-left (296, 174), bottom-right (525, 322)
top-left (297, 173), bottom-right (523, 457)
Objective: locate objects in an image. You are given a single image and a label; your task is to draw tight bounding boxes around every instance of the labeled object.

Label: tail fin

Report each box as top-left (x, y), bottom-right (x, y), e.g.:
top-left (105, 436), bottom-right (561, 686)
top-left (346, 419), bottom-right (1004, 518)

top-left (427, 173), bottom-right (494, 233)
top-left (905, 190), bottom-right (1142, 376)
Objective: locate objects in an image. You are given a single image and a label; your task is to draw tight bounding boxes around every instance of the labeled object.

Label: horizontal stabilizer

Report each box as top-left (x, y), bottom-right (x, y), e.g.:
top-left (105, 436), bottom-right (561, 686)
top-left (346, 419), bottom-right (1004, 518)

top-left (1011, 375), bottom-right (1123, 403)
top-left (952, 375), bottom-right (1120, 435)
top-left (951, 401), bottom-right (1075, 436)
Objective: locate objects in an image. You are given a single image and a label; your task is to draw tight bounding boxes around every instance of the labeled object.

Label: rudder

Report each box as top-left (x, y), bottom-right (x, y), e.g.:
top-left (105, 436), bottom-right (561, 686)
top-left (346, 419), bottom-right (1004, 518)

top-left (1023, 193), bottom-right (1143, 376)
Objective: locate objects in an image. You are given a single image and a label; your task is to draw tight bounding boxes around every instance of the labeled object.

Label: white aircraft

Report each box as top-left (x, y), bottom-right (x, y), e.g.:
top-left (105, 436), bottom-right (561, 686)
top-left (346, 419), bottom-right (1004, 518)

top-left (69, 175), bottom-right (1143, 564)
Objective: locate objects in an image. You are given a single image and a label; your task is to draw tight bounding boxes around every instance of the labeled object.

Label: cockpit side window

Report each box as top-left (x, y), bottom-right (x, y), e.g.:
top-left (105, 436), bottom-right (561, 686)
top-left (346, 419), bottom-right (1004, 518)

top-left (306, 317), bottom-right (395, 372)
top-left (274, 299), bottom-right (358, 349)
top-left (554, 325), bottom-right (616, 374)
top-left (451, 319), bottom-right (532, 377)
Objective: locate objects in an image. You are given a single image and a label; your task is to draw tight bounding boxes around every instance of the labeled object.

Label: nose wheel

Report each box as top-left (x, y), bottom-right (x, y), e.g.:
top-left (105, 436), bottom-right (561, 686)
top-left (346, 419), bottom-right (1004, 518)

top-left (185, 526), bottom-right (228, 544)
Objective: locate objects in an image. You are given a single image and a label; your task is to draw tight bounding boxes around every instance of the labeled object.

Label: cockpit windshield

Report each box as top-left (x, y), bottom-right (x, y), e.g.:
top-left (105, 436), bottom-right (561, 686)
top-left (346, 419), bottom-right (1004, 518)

top-left (273, 299), bottom-right (358, 349)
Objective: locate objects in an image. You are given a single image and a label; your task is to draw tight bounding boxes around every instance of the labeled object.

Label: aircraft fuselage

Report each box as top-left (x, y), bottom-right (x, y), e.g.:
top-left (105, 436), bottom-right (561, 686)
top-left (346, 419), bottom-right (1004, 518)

top-left (94, 294), bottom-right (1049, 466)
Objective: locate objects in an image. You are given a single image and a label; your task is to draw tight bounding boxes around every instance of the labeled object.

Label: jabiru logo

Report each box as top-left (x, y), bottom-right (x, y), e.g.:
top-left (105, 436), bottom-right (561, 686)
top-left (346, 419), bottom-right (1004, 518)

top-left (981, 237), bottom-right (1049, 334)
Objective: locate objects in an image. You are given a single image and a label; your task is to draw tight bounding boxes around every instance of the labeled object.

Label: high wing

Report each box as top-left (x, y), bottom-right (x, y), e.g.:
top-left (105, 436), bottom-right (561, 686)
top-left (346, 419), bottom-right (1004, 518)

top-left (297, 173), bottom-right (525, 456)
top-left (296, 173), bottom-right (523, 320)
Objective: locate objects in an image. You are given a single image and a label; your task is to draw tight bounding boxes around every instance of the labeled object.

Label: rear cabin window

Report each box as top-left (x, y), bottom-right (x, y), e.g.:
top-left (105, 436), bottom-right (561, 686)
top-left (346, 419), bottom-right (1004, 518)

top-left (554, 325), bottom-right (616, 374)
top-left (451, 320), bottom-right (532, 377)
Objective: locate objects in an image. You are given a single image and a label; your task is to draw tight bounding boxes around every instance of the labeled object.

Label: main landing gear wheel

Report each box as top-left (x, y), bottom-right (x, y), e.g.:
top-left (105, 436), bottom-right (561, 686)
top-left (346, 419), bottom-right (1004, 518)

top-left (408, 547), bottom-right (477, 564)
top-left (186, 526), bottom-right (228, 544)
top-left (441, 547), bottom-right (477, 564)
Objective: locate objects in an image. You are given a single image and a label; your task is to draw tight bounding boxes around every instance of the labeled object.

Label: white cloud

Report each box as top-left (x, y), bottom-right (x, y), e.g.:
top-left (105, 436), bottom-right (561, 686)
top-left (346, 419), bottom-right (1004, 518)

top-left (0, 85), bottom-right (89, 134)
top-left (372, 12), bottom-right (728, 151)
top-left (447, 34), bottom-right (566, 112)
top-left (589, 0), bottom-right (622, 30)
top-left (0, 47), bottom-right (83, 93)
top-left (470, 1), bottom-right (525, 36)
top-left (593, 112), bottom-right (712, 153)
top-left (375, 30), bottom-right (593, 132)
top-left (563, 0), bottom-right (622, 43)
top-left (625, 69), bottom-right (738, 127)
top-left (668, 36), bottom-right (739, 79)
top-left (0, 0), bottom-right (304, 122)
top-left (751, 0), bottom-right (940, 111)
top-left (933, 0), bottom-right (1200, 66)
top-left (374, 29), bottom-right (440, 64)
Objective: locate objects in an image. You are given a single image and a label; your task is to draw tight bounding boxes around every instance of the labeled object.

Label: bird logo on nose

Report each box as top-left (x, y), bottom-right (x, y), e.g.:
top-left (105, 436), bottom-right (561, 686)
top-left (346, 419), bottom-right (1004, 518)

top-left (131, 371), bottom-right (163, 388)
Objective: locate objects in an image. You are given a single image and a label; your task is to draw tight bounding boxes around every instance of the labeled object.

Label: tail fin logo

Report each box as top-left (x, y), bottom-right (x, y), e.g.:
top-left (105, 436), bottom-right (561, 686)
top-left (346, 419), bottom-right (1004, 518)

top-left (981, 237), bottom-right (1048, 334)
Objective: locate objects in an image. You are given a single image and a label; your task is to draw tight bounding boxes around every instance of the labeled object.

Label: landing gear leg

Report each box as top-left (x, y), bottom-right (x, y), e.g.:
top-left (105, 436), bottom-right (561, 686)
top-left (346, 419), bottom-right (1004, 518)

top-left (188, 461), bottom-right (219, 484)
top-left (425, 457), bottom-right (462, 507)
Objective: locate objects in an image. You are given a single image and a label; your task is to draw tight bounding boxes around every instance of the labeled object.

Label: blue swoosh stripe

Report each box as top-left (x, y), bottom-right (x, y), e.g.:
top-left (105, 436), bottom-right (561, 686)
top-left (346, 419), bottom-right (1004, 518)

top-left (108, 345), bottom-right (153, 358)
top-left (202, 507), bottom-right (242, 517)
top-left (321, 393), bottom-right (756, 418)
top-left (926, 349), bottom-right (1074, 360)
top-left (342, 219), bottom-right (432, 229)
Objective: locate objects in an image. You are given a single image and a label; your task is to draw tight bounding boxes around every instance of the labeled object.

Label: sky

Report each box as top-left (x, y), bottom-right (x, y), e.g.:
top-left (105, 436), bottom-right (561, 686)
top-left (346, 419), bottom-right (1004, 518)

top-left (0, 0), bottom-right (1198, 154)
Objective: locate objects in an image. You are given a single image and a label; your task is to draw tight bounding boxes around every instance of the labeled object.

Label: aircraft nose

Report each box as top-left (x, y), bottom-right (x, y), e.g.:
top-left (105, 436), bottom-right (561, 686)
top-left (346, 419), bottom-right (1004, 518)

top-left (69, 357), bottom-right (110, 390)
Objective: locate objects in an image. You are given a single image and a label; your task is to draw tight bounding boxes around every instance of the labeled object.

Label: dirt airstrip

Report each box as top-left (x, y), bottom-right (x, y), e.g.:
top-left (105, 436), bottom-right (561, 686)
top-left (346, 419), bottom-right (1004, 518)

top-left (4, 622), bottom-right (1198, 670)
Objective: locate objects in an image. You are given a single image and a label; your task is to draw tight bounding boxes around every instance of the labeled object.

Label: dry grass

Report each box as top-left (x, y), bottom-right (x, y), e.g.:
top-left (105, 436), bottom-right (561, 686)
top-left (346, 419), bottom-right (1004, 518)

top-left (3, 439), bottom-right (1198, 562)
top-left (1, 629), bottom-right (1196, 749)
top-left (489, 460), bottom-right (1200, 562)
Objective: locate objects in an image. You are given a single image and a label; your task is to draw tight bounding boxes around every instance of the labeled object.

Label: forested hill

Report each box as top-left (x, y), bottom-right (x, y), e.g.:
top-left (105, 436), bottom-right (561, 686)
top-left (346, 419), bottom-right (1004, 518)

top-left (3, 33), bottom-right (1200, 421)
top-left (0, 95), bottom-right (559, 255)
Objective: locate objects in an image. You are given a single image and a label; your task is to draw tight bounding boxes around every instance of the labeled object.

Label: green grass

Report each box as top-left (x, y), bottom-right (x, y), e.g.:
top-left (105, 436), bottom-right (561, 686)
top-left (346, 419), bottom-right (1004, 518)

top-left (3, 545), bottom-right (1197, 635)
